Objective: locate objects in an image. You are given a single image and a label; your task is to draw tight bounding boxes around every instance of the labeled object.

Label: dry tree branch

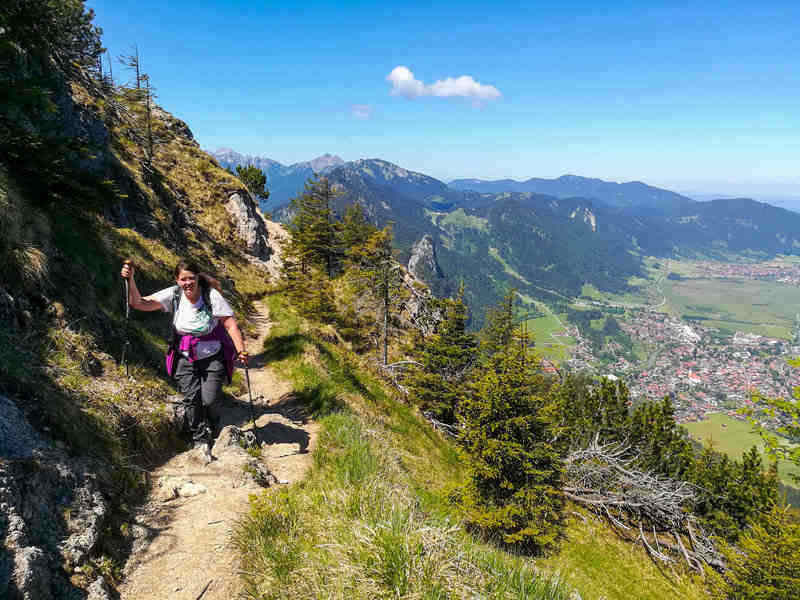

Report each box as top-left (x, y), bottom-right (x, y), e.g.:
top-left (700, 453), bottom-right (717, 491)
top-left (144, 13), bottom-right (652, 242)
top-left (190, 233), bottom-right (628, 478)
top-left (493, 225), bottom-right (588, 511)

top-left (564, 434), bottom-right (722, 571)
top-left (422, 411), bottom-right (461, 438)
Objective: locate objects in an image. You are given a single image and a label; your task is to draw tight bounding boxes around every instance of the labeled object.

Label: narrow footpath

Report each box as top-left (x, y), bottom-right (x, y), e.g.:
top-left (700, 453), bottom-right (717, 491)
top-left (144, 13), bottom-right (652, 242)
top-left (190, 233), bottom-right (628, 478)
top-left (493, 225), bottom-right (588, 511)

top-left (119, 301), bottom-right (318, 600)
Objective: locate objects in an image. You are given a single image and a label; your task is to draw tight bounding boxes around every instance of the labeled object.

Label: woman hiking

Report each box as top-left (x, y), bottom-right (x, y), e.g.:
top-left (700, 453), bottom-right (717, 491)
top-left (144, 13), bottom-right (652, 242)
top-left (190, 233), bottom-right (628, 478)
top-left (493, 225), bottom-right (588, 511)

top-left (121, 259), bottom-right (248, 457)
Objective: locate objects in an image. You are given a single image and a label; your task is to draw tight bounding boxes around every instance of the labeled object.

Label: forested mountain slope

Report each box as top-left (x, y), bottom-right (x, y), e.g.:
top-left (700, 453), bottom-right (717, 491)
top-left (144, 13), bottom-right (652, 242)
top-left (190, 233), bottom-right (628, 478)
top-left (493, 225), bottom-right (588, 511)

top-left (450, 173), bottom-right (697, 215)
top-left (267, 158), bottom-right (800, 322)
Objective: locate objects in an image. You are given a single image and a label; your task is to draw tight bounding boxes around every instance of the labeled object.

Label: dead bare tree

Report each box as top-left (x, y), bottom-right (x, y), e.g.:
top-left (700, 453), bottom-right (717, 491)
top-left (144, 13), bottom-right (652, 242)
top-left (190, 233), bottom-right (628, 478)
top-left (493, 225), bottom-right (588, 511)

top-left (141, 73), bottom-right (154, 166)
top-left (564, 434), bottom-right (723, 571)
top-left (119, 45), bottom-right (142, 90)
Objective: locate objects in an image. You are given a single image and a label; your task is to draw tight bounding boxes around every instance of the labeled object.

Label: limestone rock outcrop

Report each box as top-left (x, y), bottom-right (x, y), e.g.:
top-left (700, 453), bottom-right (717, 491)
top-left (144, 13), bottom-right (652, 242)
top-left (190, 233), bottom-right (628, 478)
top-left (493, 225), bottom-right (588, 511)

top-left (225, 191), bottom-right (272, 261)
top-left (0, 395), bottom-right (109, 599)
top-left (407, 234), bottom-right (443, 283)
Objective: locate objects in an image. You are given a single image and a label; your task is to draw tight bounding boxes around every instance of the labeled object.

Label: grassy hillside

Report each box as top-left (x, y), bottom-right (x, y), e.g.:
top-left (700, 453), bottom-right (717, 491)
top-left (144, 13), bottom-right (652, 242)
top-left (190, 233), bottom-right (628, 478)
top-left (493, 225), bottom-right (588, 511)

top-left (234, 293), bottom-right (708, 599)
top-left (0, 20), bottom-right (273, 588)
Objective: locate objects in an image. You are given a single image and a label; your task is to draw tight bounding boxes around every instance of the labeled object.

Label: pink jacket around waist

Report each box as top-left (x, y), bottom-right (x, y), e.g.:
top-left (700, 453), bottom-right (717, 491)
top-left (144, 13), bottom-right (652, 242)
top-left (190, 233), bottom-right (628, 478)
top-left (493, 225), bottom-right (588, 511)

top-left (165, 322), bottom-right (236, 383)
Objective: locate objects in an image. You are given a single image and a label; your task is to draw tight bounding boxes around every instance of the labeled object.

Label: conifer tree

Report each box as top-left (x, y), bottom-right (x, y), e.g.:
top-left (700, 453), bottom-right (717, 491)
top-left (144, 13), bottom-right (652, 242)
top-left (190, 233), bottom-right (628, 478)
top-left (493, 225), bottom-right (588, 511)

top-left (460, 319), bottom-right (564, 552)
top-left (555, 376), bottom-right (631, 449)
top-left (119, 45), bottom-right (142, 90)
top-left (690, 444), bottom-right (778, 541)
top-left (628, 397), bottom-right (694, 478)
top-left (340, 203), bottom-right (376, 260)
top-left (286, 175), bottom-right (342, 278)
top-left (407, 283), bottom-right (477, 423)
top-left (299, 268), bottom-right (338, 324)
top-left (349, 225), bottom-right (406, 365)
top-left (707, 503), bottom-right (800, 600)
top-left (479, 288), bottom-right (516, 360)
top-left (235, 164), bottom-right (269, 201)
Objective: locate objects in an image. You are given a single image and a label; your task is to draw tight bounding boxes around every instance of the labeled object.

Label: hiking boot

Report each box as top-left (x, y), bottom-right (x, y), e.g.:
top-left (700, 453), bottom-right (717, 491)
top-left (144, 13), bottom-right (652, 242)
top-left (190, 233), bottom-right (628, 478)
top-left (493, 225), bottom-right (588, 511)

top-left (194, 440), bottom-right (213, 464)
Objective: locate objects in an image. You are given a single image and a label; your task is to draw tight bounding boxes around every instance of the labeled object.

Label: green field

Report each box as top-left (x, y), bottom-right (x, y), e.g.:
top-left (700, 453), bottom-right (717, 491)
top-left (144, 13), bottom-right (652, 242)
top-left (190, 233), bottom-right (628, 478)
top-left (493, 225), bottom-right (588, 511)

top-left (683, 413), bottom-right (799, 486)
top-left (527, 314), bottom-right (575, 362)
top-left (517, 293), bottom-right (575, 362)
top-left (579, 283), bottom-right (652, 307)
top-left (661, 277), bottom-right (800, 339)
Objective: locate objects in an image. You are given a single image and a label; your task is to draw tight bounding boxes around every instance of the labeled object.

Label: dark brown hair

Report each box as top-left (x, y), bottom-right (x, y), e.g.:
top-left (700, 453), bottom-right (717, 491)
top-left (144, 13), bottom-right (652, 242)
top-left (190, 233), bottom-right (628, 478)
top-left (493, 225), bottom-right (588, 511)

top-left (173, 260), bottom-right (201, 279)
top-left (173, 260), bottom-right (208, 294)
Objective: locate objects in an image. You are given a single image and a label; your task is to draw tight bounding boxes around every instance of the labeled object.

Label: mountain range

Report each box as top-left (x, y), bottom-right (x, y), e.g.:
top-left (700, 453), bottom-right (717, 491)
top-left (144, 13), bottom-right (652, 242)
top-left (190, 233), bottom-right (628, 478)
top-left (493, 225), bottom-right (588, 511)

top-left (449, 175), bottom-right (697, 216)
top-left (212, 149), bottom-right (800, 323)
top-left (209, 148), bottom-right (344, 210)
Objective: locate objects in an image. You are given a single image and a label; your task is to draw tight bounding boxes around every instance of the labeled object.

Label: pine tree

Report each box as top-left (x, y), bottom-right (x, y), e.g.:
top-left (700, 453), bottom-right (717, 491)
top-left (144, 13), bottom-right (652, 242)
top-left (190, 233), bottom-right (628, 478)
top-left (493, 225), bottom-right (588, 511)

top-left (407, 283), bottom-right (477, 423)
top-left (340, 203), bottom-right (376, 259)
top-left (349, 225), bottom-right (406, 365)
top-left (555, 376), bottom-right (632, 449)
top-left (707, 503), bottom-right (800, 600)
top-left (460, 322), bottom-right (564, 552)
top-left (119, 45), bottom-right (142, 90)
top-left (235, 164), bottom-right (269, 201)
top-left (479, 288), bottom-right (516, 360)
top-left (298, 268), bottom-right (338, 324)
top-left (286, 175), bottom-right (343, 278)
top-left (628, 397), bottom-right (694, 478)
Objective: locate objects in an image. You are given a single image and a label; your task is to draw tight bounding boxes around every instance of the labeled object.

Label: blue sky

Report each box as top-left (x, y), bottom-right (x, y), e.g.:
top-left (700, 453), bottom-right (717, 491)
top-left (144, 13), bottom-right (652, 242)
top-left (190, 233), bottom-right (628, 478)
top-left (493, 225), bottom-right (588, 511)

top-left (89, 0), bottom-right (800, 196)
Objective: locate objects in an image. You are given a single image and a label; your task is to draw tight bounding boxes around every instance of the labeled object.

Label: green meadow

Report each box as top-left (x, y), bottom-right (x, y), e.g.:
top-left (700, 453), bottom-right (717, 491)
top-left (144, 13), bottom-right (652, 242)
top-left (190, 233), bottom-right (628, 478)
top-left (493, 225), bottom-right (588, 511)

top-left (517, 293), bottom-right (575, 363)
top-left (661, 277), bottom-right (800, 339)
top-left (683, 413), bottom-right (799, 486)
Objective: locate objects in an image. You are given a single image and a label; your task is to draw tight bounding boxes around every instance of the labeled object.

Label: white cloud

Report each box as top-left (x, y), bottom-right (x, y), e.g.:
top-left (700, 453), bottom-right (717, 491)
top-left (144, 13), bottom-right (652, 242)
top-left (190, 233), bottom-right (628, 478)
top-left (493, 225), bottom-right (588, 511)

top-left (386, 66), bottom-right (501, 103)
top-left (351, 104), bottom-right (372, 120)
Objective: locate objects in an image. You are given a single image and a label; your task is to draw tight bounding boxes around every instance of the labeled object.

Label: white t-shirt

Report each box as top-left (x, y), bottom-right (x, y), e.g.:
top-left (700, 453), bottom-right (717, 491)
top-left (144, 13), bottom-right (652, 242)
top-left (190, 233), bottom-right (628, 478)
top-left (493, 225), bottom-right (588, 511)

top-left (149, 286), bottom-right (234, 359)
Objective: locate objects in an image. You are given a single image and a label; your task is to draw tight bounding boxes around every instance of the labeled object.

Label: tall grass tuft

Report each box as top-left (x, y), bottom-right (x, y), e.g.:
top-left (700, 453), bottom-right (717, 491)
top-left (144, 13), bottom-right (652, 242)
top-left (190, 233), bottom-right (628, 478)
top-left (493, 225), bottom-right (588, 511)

top-left (234, 407), bottom-right (572, 600)
top-left (0, 168), bottom-right (51, 291)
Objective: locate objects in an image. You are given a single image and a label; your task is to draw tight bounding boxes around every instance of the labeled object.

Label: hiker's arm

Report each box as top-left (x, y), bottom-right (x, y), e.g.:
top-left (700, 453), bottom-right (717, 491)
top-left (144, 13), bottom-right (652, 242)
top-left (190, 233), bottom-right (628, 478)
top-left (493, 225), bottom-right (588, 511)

top-left (120, 264), bottom-right (163, 312)
top-left (220, 316), bottom-right (247, 360)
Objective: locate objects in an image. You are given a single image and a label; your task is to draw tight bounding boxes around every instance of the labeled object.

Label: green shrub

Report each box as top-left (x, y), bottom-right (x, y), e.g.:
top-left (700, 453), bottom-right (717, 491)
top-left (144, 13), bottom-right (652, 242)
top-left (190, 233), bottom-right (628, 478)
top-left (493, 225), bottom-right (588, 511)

top-left (707, 504), bottom-right (800, 599)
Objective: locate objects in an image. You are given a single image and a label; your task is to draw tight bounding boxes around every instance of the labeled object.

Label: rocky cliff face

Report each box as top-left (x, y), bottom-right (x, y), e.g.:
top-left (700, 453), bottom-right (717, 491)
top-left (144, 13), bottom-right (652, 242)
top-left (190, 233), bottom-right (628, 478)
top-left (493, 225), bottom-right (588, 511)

top-left (225, 191), bottom-right (272, 261)
top-left (407, 234), bottom-right (443, 283)
top-left (1, 27), bottom-right (277, 600)
top-left (0, 395), bottom-right (112, 600)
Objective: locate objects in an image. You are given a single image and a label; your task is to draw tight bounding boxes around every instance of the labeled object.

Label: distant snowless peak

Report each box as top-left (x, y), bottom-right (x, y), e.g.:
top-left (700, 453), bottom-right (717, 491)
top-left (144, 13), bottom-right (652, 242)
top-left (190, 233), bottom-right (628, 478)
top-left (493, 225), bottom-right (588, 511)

top-left (308, 153), bottom-right (344, 171)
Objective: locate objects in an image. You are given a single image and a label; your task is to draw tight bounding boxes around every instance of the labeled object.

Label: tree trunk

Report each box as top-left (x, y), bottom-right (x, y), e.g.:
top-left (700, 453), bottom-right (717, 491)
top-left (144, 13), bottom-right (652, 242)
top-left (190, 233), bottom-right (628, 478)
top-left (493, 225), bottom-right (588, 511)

top-left (134, 46), bottom-right (140, 89)
top-left (383, 294), bottom-right (389, 366)
top-left (145, 77), bottom-right (152, 163)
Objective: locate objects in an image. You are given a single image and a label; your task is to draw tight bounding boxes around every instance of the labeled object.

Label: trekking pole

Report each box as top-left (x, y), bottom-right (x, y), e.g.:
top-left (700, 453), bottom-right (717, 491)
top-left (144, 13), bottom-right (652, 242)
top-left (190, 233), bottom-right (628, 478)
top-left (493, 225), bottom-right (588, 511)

top-left (121, 267), bottom-right (131, 378)
top-left (243, 360), bottom-right (258, 432)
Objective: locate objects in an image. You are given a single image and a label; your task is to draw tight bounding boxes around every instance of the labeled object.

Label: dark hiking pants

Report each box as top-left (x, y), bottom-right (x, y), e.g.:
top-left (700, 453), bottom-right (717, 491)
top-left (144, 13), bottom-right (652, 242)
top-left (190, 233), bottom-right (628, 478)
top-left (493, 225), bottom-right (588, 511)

top-left (174, 352), bottom-right (225, 444)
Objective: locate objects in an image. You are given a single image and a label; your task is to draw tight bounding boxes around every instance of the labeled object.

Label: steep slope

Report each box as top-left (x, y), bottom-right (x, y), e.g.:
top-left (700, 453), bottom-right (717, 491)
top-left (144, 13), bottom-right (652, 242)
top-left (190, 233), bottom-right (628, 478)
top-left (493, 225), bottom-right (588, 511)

top-left (226, 292), bottom-right (708, 600)
top-left (0, 7), bottom-right (276, 597)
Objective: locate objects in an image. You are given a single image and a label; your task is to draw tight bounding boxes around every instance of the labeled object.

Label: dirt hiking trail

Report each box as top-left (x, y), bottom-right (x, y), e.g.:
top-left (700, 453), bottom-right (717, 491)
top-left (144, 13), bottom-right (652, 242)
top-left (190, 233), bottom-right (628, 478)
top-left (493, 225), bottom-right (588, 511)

top-left (119, 301), bottom-right (318, 600)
